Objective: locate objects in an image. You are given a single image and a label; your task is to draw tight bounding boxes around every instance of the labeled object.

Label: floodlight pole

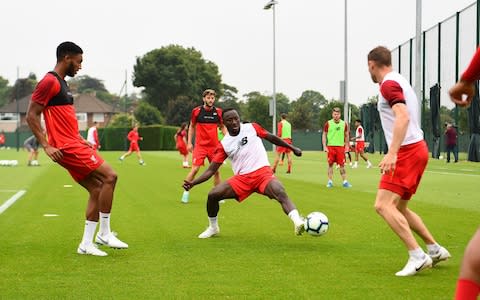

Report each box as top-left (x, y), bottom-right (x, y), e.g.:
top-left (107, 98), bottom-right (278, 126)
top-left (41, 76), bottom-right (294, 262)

top-left (343, 0), bottom-right (349, 126)
top-left (264, 0), bottom-right (277, 149)
top-left (415, 0), bottom-right (422, 123)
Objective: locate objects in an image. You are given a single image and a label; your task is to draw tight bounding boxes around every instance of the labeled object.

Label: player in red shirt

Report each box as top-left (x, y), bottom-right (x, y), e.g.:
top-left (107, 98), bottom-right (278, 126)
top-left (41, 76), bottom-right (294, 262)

top-left (181, 89), bottom-right (226, 203)
top-left (450, 47), bottom-right (480, 300)
top-left (26, 42), bottom-right (128, 257)
top-left (174, 122), bottom-right (190, 168)
top-left (119, 125), bottom-right (145, 165)
top-left (183, 108), bottom-right (305, 238)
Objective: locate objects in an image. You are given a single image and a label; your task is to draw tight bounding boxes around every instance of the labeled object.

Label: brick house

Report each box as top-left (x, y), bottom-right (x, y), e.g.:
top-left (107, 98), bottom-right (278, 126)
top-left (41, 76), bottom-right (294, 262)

top-left (0, 92), bottom-right (118, 132)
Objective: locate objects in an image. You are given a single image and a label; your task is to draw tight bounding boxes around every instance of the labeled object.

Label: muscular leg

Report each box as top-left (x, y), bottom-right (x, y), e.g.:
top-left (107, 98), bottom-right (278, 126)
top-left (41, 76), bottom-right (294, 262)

top-left (82, 162), bottom-right (118, 214)
top-left (205, 181), bottom-right (236, 217)
top-left (459, 228), bottom-right (480, 283)
top-left (397, 200), bottom-right (436, 245)
top-left (339, 166), bottom-right (347, 181)
top-left (327, 164), bottom-right (334, 181)
top-left (374, 189), bottom-right (420, 250)
top-left (263, 179), bottom-right (296, 214)
top-left (186, 165), bottom-right (201, 181)
top-left (272, 151), bottom-right (281, 172)
top-left (78, 176), bottom-right (103, 221)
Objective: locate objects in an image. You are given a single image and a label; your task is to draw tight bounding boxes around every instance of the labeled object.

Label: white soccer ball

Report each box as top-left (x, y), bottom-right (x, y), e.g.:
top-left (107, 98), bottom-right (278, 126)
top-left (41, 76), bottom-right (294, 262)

top-left (304, 211), bottom-right (329, 236)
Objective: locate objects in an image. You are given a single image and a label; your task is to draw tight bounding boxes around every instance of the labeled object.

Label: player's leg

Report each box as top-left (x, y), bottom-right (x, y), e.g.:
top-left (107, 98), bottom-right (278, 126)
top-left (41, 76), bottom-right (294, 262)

top-left (119, 150), bottom-right (132, 161)
top-left (454, 144), bottom-right (459, 162)
top-left (182, 165), bottom-right (201, 203)
top-left (374, 189), bottom-right (432, 276)
top-left (272, 150), bottom-right (281, 173)
top-left (286, 152), bottom-right (292, 173)
top-left (280, 152), bottom-right (286, 165)
top-left (360, 150), bottom-right (372, 168)
top-left (326, 147), bottom-right (335, 187)
top-left (135, 149), bottom-right (145, 165)
top-left (263, 178), bottom-right (305, 235)
top-left (198, 182), bottom-right (236, 238)
top-left (85, 162), bottom-right (128, 249)
top-left (455, 228), bottom-right (480, 300)
top-left (338, 150), bottom-right (352, 188)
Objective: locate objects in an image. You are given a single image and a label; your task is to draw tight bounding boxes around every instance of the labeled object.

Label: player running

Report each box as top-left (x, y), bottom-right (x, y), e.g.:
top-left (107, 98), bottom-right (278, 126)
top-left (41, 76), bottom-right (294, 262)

top-left (174, 122), bottom-right (190, 168)
top-left (449, 47), bottom-right (480, 300)
top-left (26, 41), bottom-right (127, 256)
top-left (119, 125), bottom-right (145, 165)
top-left (182, 108), bottom-right (305, 238)
top-left (367, 46), bottom-right (450, 276)
top-left (351, 119), bottom-right (372, 168)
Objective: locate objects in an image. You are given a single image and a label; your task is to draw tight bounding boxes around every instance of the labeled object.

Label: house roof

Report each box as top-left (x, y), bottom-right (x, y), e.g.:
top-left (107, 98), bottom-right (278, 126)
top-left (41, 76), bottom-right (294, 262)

top-left (0, 93), bottom-right (116, 113)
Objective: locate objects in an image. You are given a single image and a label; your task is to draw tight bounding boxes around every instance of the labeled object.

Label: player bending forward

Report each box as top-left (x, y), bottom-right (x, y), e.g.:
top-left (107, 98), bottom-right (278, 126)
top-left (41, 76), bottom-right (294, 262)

top-left (183, 108), bottom-right (305, 238)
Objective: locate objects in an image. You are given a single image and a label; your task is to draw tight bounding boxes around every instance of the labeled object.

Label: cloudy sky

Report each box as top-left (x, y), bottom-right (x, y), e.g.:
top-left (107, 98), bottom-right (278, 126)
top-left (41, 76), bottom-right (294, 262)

top-left (0, 0), bottom-right (476, 105)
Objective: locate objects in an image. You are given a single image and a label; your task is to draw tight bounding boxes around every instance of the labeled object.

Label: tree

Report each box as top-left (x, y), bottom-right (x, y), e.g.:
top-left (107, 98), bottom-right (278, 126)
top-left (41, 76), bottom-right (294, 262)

top-left (134, 101), bottom-right (165, 125)
top-left (243, 92), bottom-right (271, 129)
top-left (133, 45), bottom-right (222, 113)
top-left (289, 90), bottom-right (327, 130)
top-left (108, 113), bottom-right (134, 128)
top-left (0, 76), bottom-right (11, 108)
top-left (9, 73), bottom-right (37, 101)
top-left (217, 83), bottom-right (244, 115)
top-left (165, 96), bottom-right (196, 126)
top-left (68, 75), bottom-right (108, 93)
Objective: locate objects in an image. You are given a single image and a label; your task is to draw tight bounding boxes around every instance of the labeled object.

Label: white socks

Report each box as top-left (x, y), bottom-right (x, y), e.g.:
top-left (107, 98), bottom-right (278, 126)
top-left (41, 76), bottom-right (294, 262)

top-left (408, 247), bottom-right (426, 260)
top-left (99, 212), bottom-right (111, 236)
top-left (288, 209), bottom-right (304, 226)
top-left (208, 216), bottom-right (218, 228)
top-left (427, 243), bottom-right (441, 254)
top-left (81, 220), bottom-right (98, 246)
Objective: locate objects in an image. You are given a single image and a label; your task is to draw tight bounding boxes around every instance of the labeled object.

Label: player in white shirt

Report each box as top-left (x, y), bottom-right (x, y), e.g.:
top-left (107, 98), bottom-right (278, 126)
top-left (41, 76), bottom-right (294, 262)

top-left (351, 119), bottom-right (372, 168)
top-left (86, 122), bottom-right (100, 150)
top-left (368, 46), bottom-right (450, 277)
top-left (182, 108), bottom-right (305, 238)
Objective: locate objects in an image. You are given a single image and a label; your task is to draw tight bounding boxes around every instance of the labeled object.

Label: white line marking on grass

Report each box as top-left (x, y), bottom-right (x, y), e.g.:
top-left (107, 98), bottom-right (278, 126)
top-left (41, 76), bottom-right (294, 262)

top-left (0, 190), bottom-right (26, 215)
top-left (0, 189), bottom-right (21, 193)
top-left (43, 214), bottom-right (59, 217)
top-left (426, 170), bottom-right (480, 177)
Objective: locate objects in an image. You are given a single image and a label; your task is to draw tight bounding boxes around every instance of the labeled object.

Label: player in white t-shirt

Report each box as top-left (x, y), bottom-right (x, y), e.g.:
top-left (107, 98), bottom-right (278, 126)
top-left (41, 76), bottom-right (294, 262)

top-left (368, 46), bottom-right (450, 277)
top-left (351, 119), bottom-right (372, 168)
top-left (182, 108), bottom-right (305, 239)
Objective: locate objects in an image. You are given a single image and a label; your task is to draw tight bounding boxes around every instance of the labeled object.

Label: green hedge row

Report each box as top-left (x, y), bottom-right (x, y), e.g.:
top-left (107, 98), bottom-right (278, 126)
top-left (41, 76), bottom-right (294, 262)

top-left (97, 125), bottom-right (177, 151)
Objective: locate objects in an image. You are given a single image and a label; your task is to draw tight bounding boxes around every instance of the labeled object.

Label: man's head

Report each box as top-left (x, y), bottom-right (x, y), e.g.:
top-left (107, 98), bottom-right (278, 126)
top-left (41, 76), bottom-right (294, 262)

top-left (332, 107), bottom-right (341, 122)
top-left (355, 119), bottom-right (362, 127)
top-left (56, 41), bottom-right (83, 77)
top-left (222, 108), bottom-right (241, 136)
top-left (281, 113), bottom-right (287, 120)
top-left (202, 89), bottom-right (216, 107)
top-left (367, 46), bottom-right (392, 84)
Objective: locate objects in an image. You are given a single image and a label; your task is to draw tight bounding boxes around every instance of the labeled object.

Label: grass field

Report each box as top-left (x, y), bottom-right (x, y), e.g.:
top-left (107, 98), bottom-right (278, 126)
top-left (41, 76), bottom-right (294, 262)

top-left (0, 148), bottom-right (478, 299)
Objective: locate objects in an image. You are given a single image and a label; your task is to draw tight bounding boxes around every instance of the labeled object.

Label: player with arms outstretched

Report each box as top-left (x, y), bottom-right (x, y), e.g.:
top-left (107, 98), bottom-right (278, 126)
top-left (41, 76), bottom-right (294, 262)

top-left (183, 108), bottom-right (305, 238)
top-left (26, 41), bottom-right (127, 256)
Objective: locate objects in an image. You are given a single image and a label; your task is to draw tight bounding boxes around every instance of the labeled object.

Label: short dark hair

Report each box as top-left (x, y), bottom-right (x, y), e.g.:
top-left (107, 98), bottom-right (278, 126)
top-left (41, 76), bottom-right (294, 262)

top-left (281, 113), bottom-right (287, 119)
top-left (56, 42), bottom-right (83, 62)
top-left (222, 108), bottom-right (237, 118)
top-left (368, 46), bottom-right (391, 67)
top-left (332, 107), bottom-right (341, 113)
top-left (202, 89), bottom-right (216, 97)
top-left (355, 119), bottom-right (362, 123)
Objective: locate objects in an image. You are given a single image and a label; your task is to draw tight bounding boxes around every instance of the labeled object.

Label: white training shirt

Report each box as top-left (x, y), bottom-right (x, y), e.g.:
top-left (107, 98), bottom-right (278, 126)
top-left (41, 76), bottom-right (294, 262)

top-left (86, 126), bottom-right (97, 146)
top-left (212, 123), bottom-right (270, 175)
top-left (355, 125), bottom-right (365, 141)
top-left (378, 71), bottom-right (423, 146)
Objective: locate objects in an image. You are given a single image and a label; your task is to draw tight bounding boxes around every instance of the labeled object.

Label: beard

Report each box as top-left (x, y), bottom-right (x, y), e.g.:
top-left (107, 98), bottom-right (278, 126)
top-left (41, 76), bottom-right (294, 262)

top-left (66, 62), bottom-right (76, 77)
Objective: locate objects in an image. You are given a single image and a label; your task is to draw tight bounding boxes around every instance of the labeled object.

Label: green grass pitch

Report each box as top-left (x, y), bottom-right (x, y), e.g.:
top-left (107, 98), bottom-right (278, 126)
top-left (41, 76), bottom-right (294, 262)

top-left (0, 148), bottom-right (478, 299)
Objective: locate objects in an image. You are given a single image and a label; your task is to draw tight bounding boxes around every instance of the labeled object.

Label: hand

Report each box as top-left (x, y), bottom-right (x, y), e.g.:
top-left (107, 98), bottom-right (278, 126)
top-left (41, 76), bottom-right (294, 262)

top-left (449, 80), bottom-right (475, 107)
top-left (98, 145), bottom-right (101, 149)
top-left (324, 146), bottom-right (328, 153)
top-left (292, 147), bottom-right (302, 157)
top-left (44, 145), bottom-right (63, 163)
top-left (187, 143), bottom-right (193, 153)
top-left (183, 180), bottom-right (194, 191)
top-left (379, 152), bottom-right (397, 175)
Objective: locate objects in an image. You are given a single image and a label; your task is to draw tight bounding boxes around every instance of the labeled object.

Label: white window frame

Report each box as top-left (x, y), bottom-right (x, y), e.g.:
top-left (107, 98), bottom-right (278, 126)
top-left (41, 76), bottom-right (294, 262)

top-left (92, 113), bottom-right (104, 123)
top-left (76, 113), bottom-right (87, 122)
top-left (0, 113), bottom-right (19, 121)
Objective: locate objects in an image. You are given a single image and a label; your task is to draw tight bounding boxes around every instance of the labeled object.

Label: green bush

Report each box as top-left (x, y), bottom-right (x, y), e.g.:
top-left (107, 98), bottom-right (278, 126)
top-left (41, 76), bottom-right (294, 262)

top-left (97, 125), bottom-right (177, 151)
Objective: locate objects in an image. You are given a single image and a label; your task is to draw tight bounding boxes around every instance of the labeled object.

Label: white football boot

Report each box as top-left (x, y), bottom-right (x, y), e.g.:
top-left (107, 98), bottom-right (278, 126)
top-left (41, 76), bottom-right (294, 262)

top-left (395, 255), bottom-right (432, 276)
top-left (77, 243), bottom-right (108, 256)
top-left (95, 232), bottom-right (129, 249)
top-left (294, 221), bottom-right (305, 236)
top-left (429, 246), bottom-right (451, 266)
top-left (198, 226), bottom-right (220, 239)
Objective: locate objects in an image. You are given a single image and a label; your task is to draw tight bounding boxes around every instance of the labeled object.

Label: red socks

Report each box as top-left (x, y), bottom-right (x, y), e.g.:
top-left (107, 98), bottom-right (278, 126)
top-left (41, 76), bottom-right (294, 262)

top-left (455, 279), bottom-right (480, 300)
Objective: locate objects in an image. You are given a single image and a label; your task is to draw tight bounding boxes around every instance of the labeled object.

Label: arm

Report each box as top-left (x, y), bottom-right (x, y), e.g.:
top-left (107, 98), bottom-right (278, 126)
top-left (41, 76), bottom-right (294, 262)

top-left (264, 133), bottom-right (302, 157)
top-left (26, 102), bottom-right (63, 162)
top-left (450, 48), bottom-right (480, 107)
top-left (187, 123), bottom-right (195, 152)
top-left (183, 162), bottom-right (223, 190)
top-left (379, 103), bottom-right (409, 173)
top-left (322, 130), bottom-right (328, 152)
top-left (344, 123), bottom-right (350, 150)
top-left (94, 129), bottom-right (100, 148)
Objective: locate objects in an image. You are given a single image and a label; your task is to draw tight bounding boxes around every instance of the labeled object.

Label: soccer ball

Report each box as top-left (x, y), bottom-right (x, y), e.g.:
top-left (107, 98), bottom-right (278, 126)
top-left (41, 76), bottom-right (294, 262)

top-left (304, 211), bottom-right (329, 236)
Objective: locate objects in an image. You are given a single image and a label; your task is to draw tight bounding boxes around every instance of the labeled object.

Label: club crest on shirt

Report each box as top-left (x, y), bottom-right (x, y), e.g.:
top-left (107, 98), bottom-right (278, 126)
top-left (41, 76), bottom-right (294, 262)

top-left (90, 155), bottom-right (97, 163)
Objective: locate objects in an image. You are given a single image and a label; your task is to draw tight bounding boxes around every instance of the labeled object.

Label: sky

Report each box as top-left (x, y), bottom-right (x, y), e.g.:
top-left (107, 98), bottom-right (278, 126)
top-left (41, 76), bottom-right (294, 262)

top-left (0, 0), bottom-right (476, 106)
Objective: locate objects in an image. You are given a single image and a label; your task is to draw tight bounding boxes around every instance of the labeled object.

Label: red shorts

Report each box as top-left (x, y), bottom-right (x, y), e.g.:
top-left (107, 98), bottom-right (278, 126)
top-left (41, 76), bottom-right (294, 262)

top-left (228, 166), bottom-right (275, 202)
top-left (356, 141), bottom-right (365, 153)
top-left (129, 142), bottom-right (140, 152)
top-left (57, 142), bottom-right (104, 182)
top-left (327, 146), bottom-right (345, 166)
top-left (176, 143), bottom-right (188, 155)
top-left (192, 146), bottom-right (216, 166)
top-left (379, 140), bottom-right (428, 200)
top-left (276, 138), bottom-right (292, 154)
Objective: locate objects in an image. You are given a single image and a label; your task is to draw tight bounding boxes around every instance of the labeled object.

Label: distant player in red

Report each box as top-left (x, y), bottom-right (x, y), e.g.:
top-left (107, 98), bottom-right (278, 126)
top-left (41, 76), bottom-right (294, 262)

top-left (119, 125), bottom-right (145, 165)
top-left (175, 122), bottom-right (190, 168)
top-left (450, 47), bottom-right (480, 300)
top-left (351, 119), bottom-right (372, 168)
top-left (272, 113), bottom-right (293, 174)
top-left (183, 108), bottom-right (305, 239)
top-left (368, 46), bottom-right (450, 276)
top-left (26, 41), bottom-right (127, 257)
top-left (181, 89), bottom-right (225, 203)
